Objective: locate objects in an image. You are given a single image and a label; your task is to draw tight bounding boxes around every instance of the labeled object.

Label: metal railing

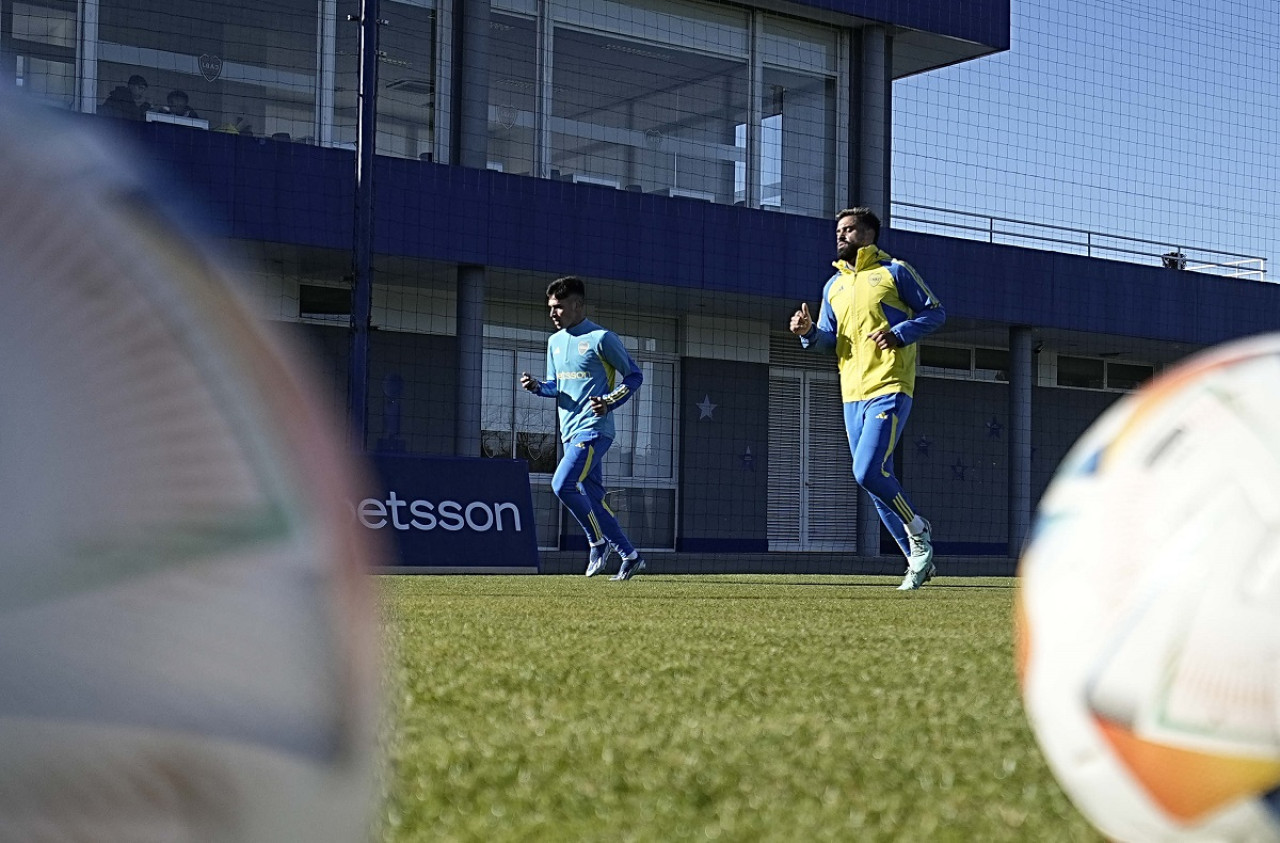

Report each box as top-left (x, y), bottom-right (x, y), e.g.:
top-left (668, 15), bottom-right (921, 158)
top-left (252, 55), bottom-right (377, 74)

top-left (891, 201), bottom-right (1268, 282)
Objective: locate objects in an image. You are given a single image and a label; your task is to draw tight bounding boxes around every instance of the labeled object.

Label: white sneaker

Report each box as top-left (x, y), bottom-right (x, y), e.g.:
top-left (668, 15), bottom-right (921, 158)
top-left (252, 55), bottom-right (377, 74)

top-left (897, 520), bottom-right (935, 591)
top-left (585, 543), bottom-right (611, 577)
top-left (610, 553), bottom-right (646, 581)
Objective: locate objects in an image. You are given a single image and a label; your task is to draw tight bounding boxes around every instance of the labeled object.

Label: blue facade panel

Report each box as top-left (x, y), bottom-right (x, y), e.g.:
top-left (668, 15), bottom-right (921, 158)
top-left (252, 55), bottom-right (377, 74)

top-left (781, 0), bottom-right (1009, 50)
top-left (888, 230), bottom-right (1280, 345)
top-left (130, 122), bottom-right (1280, 348)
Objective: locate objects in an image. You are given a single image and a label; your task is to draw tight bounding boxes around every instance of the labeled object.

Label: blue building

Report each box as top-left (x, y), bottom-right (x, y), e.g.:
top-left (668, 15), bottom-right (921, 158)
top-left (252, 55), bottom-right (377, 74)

top-left (7, 0), bottom-right (1278, 573)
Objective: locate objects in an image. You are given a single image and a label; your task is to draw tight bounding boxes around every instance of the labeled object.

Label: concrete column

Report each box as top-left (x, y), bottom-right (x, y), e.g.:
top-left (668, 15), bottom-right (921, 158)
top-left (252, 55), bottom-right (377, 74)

top-left (451, 0), bottom-right (488, 169)
top-left (455, 265), bottom-right (485, 457)
top-left (855, 26), bottom-right (892, 221)
top-left (1008, 326), bottom-right (1034, 558)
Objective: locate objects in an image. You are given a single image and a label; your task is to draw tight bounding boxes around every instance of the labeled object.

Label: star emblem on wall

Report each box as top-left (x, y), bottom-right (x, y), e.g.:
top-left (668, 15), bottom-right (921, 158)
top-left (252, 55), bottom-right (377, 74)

top-left (951, 458), bottom-right (968, 481)
top-left (986, 417), bottom-right (1003, 439)
top-left (696, 395), bottom-right (717, 420)
top-left (915, 436), bottom-right (932, 456)
top-left (741, 445), bottom-right (755, 471)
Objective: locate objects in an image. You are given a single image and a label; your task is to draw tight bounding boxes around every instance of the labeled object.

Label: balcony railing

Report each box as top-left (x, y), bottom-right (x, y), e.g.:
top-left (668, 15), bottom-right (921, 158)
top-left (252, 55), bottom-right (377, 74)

top-left (891, 201), bottom-right (1268, 282)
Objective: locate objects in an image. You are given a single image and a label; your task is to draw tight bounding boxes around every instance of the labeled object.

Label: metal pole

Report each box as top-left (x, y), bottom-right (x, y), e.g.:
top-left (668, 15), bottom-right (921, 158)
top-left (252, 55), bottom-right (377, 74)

top-left (348, 0), bottom-right (381, 452)
top-left (452, 0), bottom-right (489, 457)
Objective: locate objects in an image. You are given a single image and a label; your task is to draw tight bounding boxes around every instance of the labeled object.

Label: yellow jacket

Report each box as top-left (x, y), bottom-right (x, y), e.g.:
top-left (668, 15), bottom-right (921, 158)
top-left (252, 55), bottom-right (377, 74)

top-left (800, 245), bottom-right (945, 402)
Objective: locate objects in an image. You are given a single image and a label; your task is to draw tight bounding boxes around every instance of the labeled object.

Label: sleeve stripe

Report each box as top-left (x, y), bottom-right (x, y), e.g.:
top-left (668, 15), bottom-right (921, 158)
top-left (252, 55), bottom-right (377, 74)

top-left (893, 259), bottom-right (942, 307)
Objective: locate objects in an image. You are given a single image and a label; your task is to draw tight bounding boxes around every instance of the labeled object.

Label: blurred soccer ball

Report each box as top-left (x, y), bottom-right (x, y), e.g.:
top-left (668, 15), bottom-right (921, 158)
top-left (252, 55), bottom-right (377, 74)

top-left (0, 92), bottom-right (383, 840)
top-left (1017, 334), bottom-right (1280, 842)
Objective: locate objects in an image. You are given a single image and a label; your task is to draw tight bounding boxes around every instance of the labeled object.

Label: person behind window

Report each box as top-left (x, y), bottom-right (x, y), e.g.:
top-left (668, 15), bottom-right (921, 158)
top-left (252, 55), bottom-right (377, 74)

top-left (520, 276), bottom-right (648, 581)
top-left (100, 74), bottom-right (151, 120)
top-left (161, 90), bottom-right (199, 119)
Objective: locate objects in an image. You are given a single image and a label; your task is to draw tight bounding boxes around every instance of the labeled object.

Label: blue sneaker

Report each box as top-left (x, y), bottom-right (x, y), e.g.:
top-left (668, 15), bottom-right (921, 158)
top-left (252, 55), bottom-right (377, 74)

top-left (610, 553), bottom-right (646, 581)
top-left (897, 520), bottom-right (935, 591)
top-left (585, 543), bottom-right (611, 578)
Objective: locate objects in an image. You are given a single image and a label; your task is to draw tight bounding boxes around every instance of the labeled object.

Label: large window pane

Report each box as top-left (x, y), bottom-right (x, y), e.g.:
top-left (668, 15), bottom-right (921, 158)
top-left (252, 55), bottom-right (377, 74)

top-left (1058, 355), bottom-right (1105, 389)
top-left (604, 360), bottom-right (675, 480)
top-left (551, 24), bottom-right (747, 200)
top-left (530, 485), bottom-right (560, 550)
top-left (481, 349), bottom-right (516, 459)
top-left (1107, 361), bottom-right (1154, 391)
top-left (482, 347), bottom-right (556, 472)
top-left (8, 0), bottom-right (77, 108)
top-left (374, 0), bottom-right (437, 159)
top-left (760, 16), bottom-right (837, 216)
top-left (97, 0), bottom-right (317, 137)
top-left (487, 10), bottom-right (537, 174)
top-left (760, 67), bottom-right (835, 215)
top-left (486, 1), bottom-right (842, 216)
top-left (91, 0), bottom-right (433, 157)
top-left (513, 349), bottom-right (557, 472)
top-left (602, 487), bottom-right (675, 548)
top-left (483, 346), bottom-right (560, 550)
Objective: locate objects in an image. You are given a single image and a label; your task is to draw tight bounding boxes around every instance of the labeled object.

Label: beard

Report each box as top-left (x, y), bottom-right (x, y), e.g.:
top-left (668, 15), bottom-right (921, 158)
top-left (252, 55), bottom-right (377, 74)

top-left (836, 241), bottom-right (859, 262)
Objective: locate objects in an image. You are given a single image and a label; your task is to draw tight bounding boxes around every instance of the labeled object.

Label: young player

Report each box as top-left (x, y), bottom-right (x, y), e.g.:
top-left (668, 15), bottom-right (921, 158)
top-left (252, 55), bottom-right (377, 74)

top-left (521, 276), bottom-right (647, 581)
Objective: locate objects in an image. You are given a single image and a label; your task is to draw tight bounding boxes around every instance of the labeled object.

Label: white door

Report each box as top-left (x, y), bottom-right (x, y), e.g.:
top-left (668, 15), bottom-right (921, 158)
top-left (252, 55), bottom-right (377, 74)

top-left (767, 369), bottom-right (860, 551)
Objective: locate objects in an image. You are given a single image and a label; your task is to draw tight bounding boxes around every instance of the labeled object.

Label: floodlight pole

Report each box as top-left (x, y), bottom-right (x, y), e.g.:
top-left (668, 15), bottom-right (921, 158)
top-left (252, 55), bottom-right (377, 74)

top-left (348, 0), bottom-right (382, 451)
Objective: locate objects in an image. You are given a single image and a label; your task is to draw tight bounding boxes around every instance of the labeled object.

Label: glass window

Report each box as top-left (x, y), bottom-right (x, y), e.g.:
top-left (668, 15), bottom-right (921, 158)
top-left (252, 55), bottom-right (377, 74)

top-left (974, 347), bottom-right (1009, 381)
top-left (97, 0), bottom-right (317, 136)
top-left (758, 15), bottom-right (837, 216)
top-left (373, 0), bottom-right (437, 159)
top-left (7, 0), bottom-right (77, 108)
top-left (487, 9), bottom-right (537, 175)
top-left (1107, 361), bottom-right (1154, 391)
top-left (11, 0), bottom-right (74, 47)
top-left (88, 0), bottom-right (433, 156)
top-left (482, 346), bottom-right (559, 549)
top-left (598, 487), bottom-right (676, 548)
top-left (486, 1), bottom-right (841, 215)
top-left (550, 4), bottom-right (748, 199)
top-left (757, 69), bottom-right (835, 215)
top-left (329, 0), bottom-right (436, 155)
top-left (1058, 355), bottom-right (1105, 389)
top-left (604, 361), bottom-right (675, 480)
top-left (482, 347), bottom-right (557, 472)
top-left (920, 344), bottom-right (972, 373)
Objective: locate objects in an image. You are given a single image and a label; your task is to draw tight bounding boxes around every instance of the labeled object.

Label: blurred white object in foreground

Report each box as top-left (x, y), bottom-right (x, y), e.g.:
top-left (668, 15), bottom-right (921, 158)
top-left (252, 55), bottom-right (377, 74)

top-left (0, 89), bottom-right (384, 843)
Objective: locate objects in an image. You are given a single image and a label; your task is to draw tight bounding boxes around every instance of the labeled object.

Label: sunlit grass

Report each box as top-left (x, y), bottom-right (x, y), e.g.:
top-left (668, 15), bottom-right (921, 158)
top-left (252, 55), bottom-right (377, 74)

top-left (376, 575), bottom-right (1098, 842)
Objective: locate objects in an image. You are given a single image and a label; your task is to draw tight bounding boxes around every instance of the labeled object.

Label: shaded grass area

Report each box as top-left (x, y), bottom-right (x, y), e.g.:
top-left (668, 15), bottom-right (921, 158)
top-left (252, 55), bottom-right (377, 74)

top-left (377, 575), bottom-right (1099, 842)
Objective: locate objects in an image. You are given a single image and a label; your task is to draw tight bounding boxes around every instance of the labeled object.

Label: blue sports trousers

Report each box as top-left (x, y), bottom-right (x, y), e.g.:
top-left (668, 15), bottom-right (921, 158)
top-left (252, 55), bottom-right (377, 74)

top-left (843, 392), bottom-right (919, 557)
top-left (550, 432), bottom-right (636, 557)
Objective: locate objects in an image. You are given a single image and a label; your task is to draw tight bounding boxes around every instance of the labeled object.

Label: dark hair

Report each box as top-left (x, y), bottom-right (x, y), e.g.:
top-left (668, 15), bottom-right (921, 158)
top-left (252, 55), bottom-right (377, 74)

top-left (836, 206), bottom-right (881, 242)
top-left (167, 89), bottom-right (188, 103)
top-left (127, 75), bottom-right (148, 88)
top-left (545, 275), bottom-right (585, 301)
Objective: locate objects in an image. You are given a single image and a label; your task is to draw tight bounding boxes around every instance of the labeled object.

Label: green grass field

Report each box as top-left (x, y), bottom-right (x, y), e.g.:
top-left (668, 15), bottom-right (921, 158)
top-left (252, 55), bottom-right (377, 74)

top-left (376, 574), bottom-right (1101, 842)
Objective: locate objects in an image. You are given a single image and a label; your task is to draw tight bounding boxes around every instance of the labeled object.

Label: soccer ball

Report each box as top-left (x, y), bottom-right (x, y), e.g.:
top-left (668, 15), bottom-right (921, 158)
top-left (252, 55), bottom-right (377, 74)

top-left (1017, 333), bottom-right (1280, 842)
top-left (0, 91), bottom-right (384, 840)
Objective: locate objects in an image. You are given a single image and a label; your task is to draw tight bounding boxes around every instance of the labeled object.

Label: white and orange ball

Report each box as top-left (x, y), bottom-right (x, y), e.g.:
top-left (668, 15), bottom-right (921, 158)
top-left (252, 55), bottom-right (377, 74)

top-left (1018, 334), bottom-right (1280, 842)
